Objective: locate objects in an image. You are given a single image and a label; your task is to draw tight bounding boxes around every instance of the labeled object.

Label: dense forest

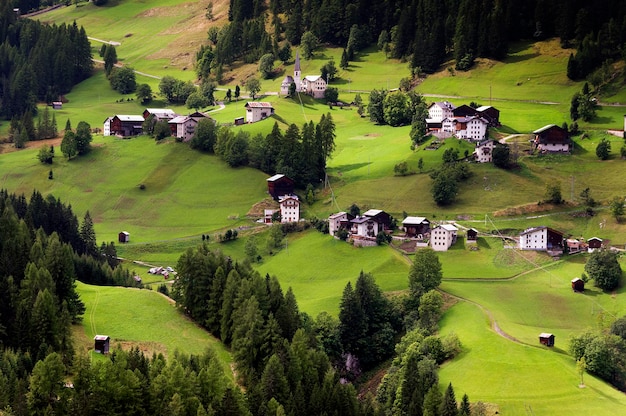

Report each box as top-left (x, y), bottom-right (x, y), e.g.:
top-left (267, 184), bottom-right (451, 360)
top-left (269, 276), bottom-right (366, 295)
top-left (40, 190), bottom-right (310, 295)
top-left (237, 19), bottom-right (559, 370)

top-left (197, 0), bottom-right (626, 83)
top-left (0, 0), bottom-right (92, 121)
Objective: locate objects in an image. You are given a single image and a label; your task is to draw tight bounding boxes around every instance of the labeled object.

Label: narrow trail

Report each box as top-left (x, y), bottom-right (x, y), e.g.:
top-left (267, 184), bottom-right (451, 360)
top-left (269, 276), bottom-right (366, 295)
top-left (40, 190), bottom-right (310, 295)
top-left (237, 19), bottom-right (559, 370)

top-left (89, 288), bottom-right (100, 336)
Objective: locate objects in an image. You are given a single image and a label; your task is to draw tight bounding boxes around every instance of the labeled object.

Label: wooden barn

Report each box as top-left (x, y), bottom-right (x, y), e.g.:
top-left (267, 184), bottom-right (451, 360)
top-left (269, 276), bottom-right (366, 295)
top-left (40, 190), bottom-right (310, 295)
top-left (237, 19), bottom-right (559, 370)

top-left (109, 115), bottom-right (144, 137)
top-left (118, 231), bottom-right (130, 243)
top-left (402, 216), bottom-right (430, 238)
top-left (587, 237), bottom-right (603, 252)
top-left (476, 105), bottom-right (501, 126)
top-left (267, 174), bottom-right (295, 199)
top-left (363, 209), bottom-right (393, 231)
top-left (52, 101), bottom-right (63, 110)
top-left (94, 335), bottom-right (110, 354)
top-left (571, 278), bottom-right (585, 292)
top-left (539, 333), bottom-right (555, 347)
top-left (452, 104), bottom-right (478, 118)
top-left (467, 228), bottom-right (478, 241)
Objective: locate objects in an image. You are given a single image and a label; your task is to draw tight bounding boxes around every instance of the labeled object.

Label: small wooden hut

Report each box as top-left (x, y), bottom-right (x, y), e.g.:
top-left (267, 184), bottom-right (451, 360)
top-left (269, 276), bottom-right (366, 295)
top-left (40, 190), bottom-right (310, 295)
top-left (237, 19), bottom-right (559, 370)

top-left (118, 231), bottom-right (130, 243)
top-left (539, 333), bottom-right (555, 347)
top-left (467, 228), bottom-right (478, 241)
top-left (94, 335), bottom-right (110, 354)
top-left (571, 278), bottom-right (585, 292)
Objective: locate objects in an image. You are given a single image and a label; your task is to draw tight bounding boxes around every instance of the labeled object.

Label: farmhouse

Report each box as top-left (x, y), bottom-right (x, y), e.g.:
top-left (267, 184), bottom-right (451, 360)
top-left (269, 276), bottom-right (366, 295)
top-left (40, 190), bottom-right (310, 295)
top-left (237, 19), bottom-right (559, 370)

top-left (431, 224), bottom-right (458, 251)
top-left (428, 101), bottom-right (456, 121)
top-left (539, 333), bottom-right (555, 347)
top-left (267, 174), bottom-right (294, 199)
top-left (566, 238), bottom-right (585, 254)
top-left (474, 139), bottom-right (497, 163)
top-left (402, 216), bottom-right (430, 238)
top-left (587, 237), bottom-right (603, 252)
top-left (103, 116), bottom-right (113, 136)
top-left (350, 215), bottom-right (380, 238)
top-left (94, 335), bottom-right (110, 354)
top-left (519, 226), bottom-right (564, 253)
top-left (245, 102), bottom-right (274, 123)
top-left (279, 195), bottom-right (300, 223)
top-left (571, 277), bottom-right (585, 292)
top-left (457, 116), bottom-right (489, 141)
top-left (143, 108), bottom-right (176, 121)
top-left (108, 115), bottom-right (144, 137)
top-left (118, 231), bottom-right (130, 243)
top-left (328, 211), bottom-right (354, 237)
top-left (363, 209), bottom-right (392, 231)
top-left (168, 114), bottom-right (208, 142)
top-left (533, 124), bottom-right (572, 153)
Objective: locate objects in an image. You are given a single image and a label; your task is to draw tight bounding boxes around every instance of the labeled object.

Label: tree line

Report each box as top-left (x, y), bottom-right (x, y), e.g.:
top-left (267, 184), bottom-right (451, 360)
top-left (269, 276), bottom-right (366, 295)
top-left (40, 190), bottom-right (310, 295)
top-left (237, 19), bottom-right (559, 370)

top-left (0, 1), bottom-right (92, 120)
top-left (191, 116), bottom-right (335, 189)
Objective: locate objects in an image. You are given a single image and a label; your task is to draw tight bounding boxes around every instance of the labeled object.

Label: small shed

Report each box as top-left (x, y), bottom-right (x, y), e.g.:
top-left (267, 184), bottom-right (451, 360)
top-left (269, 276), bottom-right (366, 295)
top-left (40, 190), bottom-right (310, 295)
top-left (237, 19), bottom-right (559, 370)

top-left (94, 335), bottom-right (110, 354)
top-left (118, 231), bottom-right (130, 243)
top-left (587, 237), bottom-right (603, 252)
top-left (234, 117), bottom-right (245, 126)
top-left (539, 333), bottom-right (555, 347)
top-left (571, 278), bottom-right (585, 292)
top-left (467, 228), bottom-right (478, 241)
top-left (52, 101), bottom-right (63, 110)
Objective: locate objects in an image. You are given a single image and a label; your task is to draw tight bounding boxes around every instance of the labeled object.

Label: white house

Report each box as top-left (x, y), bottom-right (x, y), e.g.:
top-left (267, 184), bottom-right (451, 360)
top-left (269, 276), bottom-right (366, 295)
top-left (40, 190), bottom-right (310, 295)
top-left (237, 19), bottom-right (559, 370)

top-left (279, 195), bottom-right (300, 223)
top-left (430, 224), bottom-right (458, 251)
top-left (350, 216), bottom-right (379, 238)
top-left (168, 116), bottom-right (198, 142)
top-left (533, 124), bottom-right (571, 153)
top-left (441, 117), bottom-right (457, 133)
top-left (302, 75), bottom-right (327, 99)
top-left (103, 117), bottom-right (113, 136)
top-left (474, 139), bottom-right (497, 163)
top-left (457, 116), bottom-right (488, 141)
top-left (329, 211), bottom-right (351, 237)
top-left (428, 101), bottom-right (456, 122)
top-left (245, 102), bottom-right (275, 123)
top-left (519, 226), bottom-right (564, 252)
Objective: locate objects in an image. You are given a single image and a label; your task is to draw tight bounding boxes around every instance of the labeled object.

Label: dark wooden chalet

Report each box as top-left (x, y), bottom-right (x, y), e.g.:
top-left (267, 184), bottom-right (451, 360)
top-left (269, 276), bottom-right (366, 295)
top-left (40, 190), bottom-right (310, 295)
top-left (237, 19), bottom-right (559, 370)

top-left (467, 228), bottom-right (478, 241)
top-left (402, 216), bottom-right (430, 238)
top-left (452, 104), bottom-right (478, 118)
top-left (118, 231), bottom-right (130, 243)
top-left (476, 105), bottom-right (500, 126)
top-left (94, 335), bottom-right (110, 354)
top-left (539, 333), bottom-right (555, 347)
top-left (587, 237), bottom-right (603, 251)
top-left (267, 174), bottom-right (295, 199)
top-left (110, 115), bottom-right (144, 137)
top-left (533, 124), bottom-right (571, 152)
top-left (363, 209), bottom-right (392, 230)
top-left (571, 278), bottom-right (585, 292)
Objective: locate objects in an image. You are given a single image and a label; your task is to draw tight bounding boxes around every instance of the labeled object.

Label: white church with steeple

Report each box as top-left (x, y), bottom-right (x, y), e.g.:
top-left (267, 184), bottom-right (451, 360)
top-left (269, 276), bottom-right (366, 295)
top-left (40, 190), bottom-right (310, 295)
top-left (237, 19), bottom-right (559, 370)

top-left (280, 50), bottom-right (327, 99)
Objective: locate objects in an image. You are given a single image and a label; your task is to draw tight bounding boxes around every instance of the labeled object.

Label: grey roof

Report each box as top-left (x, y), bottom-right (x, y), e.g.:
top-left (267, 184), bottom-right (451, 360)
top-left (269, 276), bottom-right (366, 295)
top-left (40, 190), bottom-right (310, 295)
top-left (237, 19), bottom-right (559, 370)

top-left (533, 124), bottom-right (557, 134)
top-left (267, 174), bottom-right (285, 182)
top-left (402, 216), bottom-right (429, 225)
top-left (115, 115), bottom-right (144, 122)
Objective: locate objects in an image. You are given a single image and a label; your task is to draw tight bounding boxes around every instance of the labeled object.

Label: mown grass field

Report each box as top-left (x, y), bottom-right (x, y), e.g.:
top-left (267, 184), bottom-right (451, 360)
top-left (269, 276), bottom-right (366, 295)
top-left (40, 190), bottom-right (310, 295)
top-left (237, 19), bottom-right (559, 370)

top-left (438, 301), bottom-right (626, 415)
top-left (5, 4), bottom-right (626, 412)
top-left (76, 281), bottom-right (233, 374)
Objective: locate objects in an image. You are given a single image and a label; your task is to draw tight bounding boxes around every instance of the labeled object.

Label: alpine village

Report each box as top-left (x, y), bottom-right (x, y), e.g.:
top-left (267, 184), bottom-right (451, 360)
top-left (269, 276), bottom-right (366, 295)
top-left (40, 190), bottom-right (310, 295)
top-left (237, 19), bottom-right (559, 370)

top-left (3, 0), bottom-right (626, 415)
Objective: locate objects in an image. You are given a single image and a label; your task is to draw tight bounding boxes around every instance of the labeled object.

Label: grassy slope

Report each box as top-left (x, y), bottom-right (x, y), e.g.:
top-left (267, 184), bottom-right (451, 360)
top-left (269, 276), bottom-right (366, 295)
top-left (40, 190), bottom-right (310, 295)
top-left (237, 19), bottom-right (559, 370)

top-left (9, 5), bottom-right (626, 412)
top-left (76, 282), bottom-right (233, 373)
top-left (438, 301), bottom-right (626, 415)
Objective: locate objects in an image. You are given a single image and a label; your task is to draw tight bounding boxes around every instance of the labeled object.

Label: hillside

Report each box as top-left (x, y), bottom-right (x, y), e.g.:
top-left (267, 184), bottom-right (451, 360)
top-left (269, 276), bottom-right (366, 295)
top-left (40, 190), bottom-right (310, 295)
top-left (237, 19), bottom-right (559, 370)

top-left (3, 2), bottom-right (626, 414)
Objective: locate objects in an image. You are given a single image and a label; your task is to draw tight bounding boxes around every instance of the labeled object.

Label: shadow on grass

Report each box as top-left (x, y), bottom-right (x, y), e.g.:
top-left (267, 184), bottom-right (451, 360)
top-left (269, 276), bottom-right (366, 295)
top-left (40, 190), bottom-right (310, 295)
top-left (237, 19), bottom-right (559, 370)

top-left (333, 161), bottom-right (372, 173)
top-left (506, 52), bottom-right (540, 64)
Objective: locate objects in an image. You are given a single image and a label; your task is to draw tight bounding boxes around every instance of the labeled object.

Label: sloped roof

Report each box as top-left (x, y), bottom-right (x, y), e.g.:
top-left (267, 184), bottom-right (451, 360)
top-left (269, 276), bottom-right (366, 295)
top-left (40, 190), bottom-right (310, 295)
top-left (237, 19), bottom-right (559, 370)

top-left (533, 124), bottom-right (558, 134)
top-left (281, 75), bottom-right (294, 85)
top-left (245, 102), bottom-right (273, 108)
top-left (363, 209), bottom-right (383, 217)
top-left (520, 226), bottom-right (564, 236)
top-left (267, 174), bottom-right (291, 182)
top-left (304, 75), bottom-right (323, 82)
top-left (114, 115), bottom-right (145, 122)
top-left (402, 216), bottom-right (429, 225)
top-left (476, 105), bottom-right (496, 112)
top-left (429, 101), bottom-right (456, 110)
top-left (438, 224), bottom-right (458, 232)
top-left (144, 108), bottom-right (176, 118)
top-left (169, 115), bottom-right (192, 124)
top-left (329, 211), bottom-right (348, 220)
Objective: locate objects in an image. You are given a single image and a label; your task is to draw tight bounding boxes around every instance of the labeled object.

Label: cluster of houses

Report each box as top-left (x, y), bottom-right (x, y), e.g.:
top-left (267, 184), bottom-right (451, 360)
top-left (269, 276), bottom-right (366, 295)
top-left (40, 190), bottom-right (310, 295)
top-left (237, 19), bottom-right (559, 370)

top-left (263, 174), bottom-right (301, 224)
top-left (103, 108), bottom-right (210, 140)
top-left (280, 51), bottom-right (327, 99)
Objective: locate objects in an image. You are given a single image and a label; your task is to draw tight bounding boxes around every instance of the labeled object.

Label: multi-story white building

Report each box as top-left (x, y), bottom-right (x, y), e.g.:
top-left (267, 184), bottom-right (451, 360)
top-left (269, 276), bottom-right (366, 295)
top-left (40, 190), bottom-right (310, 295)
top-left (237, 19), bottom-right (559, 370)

top-left (328, 211), bottom-right (352, 237)
top-left (428, 101), bottom-right (456, 122)
top-left (279, 195), bottom-right (300, 223)
top-left (519, 226), bottom-right (564, 251)
top-left (430, 224), bottom-right (458, 251)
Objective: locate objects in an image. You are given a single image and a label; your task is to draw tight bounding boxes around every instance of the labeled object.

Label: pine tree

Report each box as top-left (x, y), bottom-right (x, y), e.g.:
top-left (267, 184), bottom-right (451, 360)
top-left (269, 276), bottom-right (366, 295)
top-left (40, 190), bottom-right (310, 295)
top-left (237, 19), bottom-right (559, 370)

top-left (79, 211), bottom-right (97, 257)
top-left (459, 393), bottom-right (471, 416)
top-left (440, 383), bottom-right (458, 416)
top-left (423, 384), bottom-right (443, 416)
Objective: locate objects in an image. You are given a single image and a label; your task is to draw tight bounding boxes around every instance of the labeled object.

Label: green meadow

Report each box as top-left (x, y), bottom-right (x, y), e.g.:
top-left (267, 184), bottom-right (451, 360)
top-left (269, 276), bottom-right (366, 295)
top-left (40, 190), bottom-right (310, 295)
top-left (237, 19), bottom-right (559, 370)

top-left (76, 281), bottom-right (233, 374)
top-left (4, 3), bottom-right (626, 411)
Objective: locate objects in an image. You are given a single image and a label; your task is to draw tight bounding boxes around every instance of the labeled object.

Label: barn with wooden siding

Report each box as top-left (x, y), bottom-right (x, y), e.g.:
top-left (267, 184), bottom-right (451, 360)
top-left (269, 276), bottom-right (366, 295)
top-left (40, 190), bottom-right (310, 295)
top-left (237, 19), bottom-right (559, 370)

top-left (571, 278), bottom-right (585, 292)
top-left (94, 335), bottom-right (110, 354)
top-left (539, 333), bottom-right (555, 347)
top-left (267, 174), bottom-right (295, 199)
top-left (110, 115), bottom-right (144, 137)
top-left (118, 231), bottom-right (130, 243)
top-left (533, 124), bottom-right (572, 153)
